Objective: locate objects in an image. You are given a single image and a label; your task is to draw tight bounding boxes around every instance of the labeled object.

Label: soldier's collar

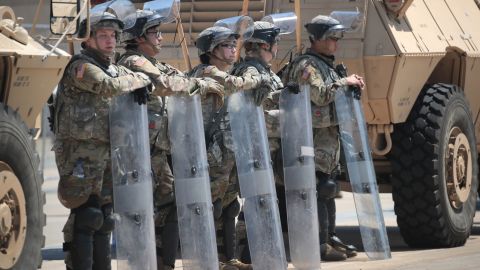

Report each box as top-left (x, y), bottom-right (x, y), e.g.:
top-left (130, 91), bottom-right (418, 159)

top-left (82, 48), bottom-right (112, 67)
top-left (305, 49), bottom-right (336, 67)
top-left (244, 56), bottom-right (271, 70)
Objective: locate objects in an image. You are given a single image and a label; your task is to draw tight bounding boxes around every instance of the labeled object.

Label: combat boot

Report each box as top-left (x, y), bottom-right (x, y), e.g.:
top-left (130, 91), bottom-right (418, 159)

top-left (330, 234), bottom-right (358, 258)
top-left (225, 259), bottom-right (252, 270)
top-left (219, 261), bottom-right (238, 270)
top-left (320, 243), bottom-right (347, 261)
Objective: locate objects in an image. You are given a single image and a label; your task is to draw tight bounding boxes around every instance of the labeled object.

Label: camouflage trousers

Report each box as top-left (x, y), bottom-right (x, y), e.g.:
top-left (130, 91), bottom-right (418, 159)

top-left (207, 129), bottom-right (236, 205)
top-left (150, 146), bottom-right (178, 264)
top-left (313, 125), bottom-right (340, 174)
top-left (53, 139), bottom-right (112, 209)
top-left (53, 139), bottom-right (113, 268)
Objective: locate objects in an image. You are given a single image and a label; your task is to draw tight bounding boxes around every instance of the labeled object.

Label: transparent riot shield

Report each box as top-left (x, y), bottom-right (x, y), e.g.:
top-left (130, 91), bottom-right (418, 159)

top-left (335, 88), bottom-right (391, 260)
top-left (167, 95), bottom-right (219, 270)
top-left (279, 85), bottom-right (321, 269)
top-left (110, 94), bottom-right (156, 270)
top-left (228, 91), bottom-right (287, 270)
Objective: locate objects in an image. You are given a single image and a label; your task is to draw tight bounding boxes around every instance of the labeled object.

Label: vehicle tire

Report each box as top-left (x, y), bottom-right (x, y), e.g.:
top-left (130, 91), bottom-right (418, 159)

top-left (390, 83), bottom-right (478, 248)
top-left (0, 104), bottom-right (45, 269)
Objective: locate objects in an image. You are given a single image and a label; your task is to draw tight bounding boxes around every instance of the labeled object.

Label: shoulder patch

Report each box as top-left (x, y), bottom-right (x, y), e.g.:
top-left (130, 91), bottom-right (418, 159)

top-left (134, 57), bottom-right (147, 67)
top-left (76, 63), bottom-right (87, 79)
top-left (204, 65), bottom-right (215, 74)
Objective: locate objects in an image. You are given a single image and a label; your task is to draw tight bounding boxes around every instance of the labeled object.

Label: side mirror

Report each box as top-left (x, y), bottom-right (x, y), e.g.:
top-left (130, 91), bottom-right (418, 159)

top-left (50, 0), bottom-right (80, 35)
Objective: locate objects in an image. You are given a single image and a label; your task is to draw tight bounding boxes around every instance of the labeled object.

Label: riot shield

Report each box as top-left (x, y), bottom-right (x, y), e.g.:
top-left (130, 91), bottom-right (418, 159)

top-left (279, 85), bottom-right (321, 269)
top-left (110, 94), bottom-right (156, 269)
top-left (334, 88), bottom-right (391, 260)
top-left (167, 95), bottom-right (219, 270)
top-left (228, 91), bottom-right (287, 270)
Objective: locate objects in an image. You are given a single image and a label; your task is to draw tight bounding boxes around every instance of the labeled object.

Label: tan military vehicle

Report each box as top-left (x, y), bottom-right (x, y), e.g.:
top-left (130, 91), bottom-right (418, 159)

top-left (0, 0), bottom-right (76, 268)
top-left (160, 0), bottom-right (480, 248)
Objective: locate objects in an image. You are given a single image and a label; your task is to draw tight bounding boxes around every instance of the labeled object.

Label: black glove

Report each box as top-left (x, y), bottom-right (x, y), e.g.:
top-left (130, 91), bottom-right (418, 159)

top-left (132, 84), bottom-right (152, 105)
top-left (285, 82), bottom-right (300, 94)
top-left (351, 86), bottom-right (361, 100)
top-left (253, 87), bottom-right (270, 106)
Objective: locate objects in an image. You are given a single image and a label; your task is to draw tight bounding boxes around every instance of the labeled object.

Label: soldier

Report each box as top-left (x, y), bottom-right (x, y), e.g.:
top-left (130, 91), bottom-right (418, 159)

top-left (52, 12), bottom-right (152, 270)
top-left (117, 10), bottom-right (223, 270)
top-left (190, 25), bottom-right (274, 270)
top-left (282, 14), bottom-right (364, 261)
top-left (230, 21), bottom-right (288, 268)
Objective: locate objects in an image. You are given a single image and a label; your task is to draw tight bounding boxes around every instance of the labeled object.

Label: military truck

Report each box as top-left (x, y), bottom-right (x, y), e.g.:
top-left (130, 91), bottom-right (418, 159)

top-left (159, 0), bottom-right (480, 248)
top-left (0, 1), bottom-right (75, 268)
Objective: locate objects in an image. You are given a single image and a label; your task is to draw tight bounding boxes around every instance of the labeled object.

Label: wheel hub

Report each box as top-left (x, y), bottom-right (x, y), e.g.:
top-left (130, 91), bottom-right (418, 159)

top-left (0, 162), bottom-right (27, 269)
top-left (0, 202), bottom-right (12, 237)
top-left (446, 127), bottom-right (472, 209)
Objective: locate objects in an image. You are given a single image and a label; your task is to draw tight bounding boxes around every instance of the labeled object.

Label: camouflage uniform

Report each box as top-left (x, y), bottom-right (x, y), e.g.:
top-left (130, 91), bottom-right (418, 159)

top-left (117, 48), bottom-right (198, 267)
top-left (284, 48), bottom-right (351, 257)
top-left (285, 49), bottom-right (348, 174)
top-left (188, 63), bottom-right (268, 268)
top-left (189, 63), bottom-right (269, 206)
top-left (54, 47), bottom-right (151, 269)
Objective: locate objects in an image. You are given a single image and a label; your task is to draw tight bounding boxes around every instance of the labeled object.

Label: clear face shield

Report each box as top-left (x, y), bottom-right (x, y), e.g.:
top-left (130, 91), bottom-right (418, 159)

top-left (329, 10), bottom-right (363, 33)
top-left (90, 0), bottom-right (136, 25)
top-left (261, 12), bottom-right (297, 36)
top-left (143, 0), bottom-right (180, 25)
top-left (214, 15), bottom-right (255, 42)
top-left (261, 12), bottom-right (297, 56)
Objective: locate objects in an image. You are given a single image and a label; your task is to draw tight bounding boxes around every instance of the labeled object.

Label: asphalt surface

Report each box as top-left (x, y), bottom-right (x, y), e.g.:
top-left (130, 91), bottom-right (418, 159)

top-left (36, 137), bottom-right (480, 270)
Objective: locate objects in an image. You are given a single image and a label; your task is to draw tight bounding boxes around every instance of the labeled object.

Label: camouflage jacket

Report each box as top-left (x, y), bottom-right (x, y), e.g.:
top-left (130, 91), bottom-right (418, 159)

top-left (285, 49), bottom-right (348, 128)
top-left (54, 48), bottom-right (151, 142)
top-left (189, 62), bottom-right (270, 131)
top-left (118, 49), bottom-right (198, 97)
top-left (117, 49), bottom-right (176, 151)
top-left (232, 57), bottom-right (284, 140)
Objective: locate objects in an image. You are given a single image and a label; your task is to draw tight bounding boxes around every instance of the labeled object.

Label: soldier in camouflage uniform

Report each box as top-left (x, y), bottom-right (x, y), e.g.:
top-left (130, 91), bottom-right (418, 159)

top-left (116, 10), bottom-right (223, 270)
top-left (190, 25), bottom-right (278, 270)
top-left (231, 20), bottom-right (286, 264)
top-left (282, 15), bottom-right (365, 261)
top-left (53, 13), bottom-right (152, 270)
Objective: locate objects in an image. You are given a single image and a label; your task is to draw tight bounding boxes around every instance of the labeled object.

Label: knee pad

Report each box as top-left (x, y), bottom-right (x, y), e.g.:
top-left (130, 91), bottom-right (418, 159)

top-left (74, 206), bottom-right (104, 232)
top-left (317, 177), bottom-right (337, 200)
top-left (224, 199), bottom-right (240, 219)
top-left (98, 204), bottom-right (115, 233)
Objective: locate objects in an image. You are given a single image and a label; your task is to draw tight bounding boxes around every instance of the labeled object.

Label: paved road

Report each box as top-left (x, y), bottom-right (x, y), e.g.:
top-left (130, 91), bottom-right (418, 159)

top-left (37, 137), bottom-right (480, 270)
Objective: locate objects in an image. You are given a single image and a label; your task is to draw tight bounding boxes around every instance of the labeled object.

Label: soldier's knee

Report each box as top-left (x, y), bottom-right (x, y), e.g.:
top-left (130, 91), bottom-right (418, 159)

top-left (98, 204), bottom-right (115, 233)
top-left (224, 199), bottom-right (240, 219)
top-left (73, 206), bottom-right (104, 232)
top-left (317, 171), bottom-right (337, 200)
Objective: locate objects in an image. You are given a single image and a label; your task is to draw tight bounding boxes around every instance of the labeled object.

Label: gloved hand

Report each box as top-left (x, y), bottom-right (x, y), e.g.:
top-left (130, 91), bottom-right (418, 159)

top-left (351, 86), bottom-right (361, 100)
top-left (132, 84), bottom-right (152, 105)
top-left (253, 87), bottom-right (270, 106)
top-left (284, 81), bottom-right (300, 94)
top-left (191, 77), bottom-right (224, 97)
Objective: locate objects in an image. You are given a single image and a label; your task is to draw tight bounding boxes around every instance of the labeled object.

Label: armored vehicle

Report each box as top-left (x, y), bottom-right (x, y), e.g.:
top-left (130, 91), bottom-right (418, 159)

top-left (0, 1), bottom-right (73, 268)
top-left (160, 0), bottom-right (480, 248)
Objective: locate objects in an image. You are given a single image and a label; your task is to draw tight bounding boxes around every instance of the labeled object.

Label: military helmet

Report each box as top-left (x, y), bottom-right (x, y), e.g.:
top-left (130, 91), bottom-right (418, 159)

top-left (247, 21), bottom-right (280, 45)
top-left (195, 26), bottom-right (240, 56)
top-left (78, 11), bottom-right (124, 38)
top-left (122, 10), bottom-right (165, 42)
top-left (305, 15), bottom-right (347, 40)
